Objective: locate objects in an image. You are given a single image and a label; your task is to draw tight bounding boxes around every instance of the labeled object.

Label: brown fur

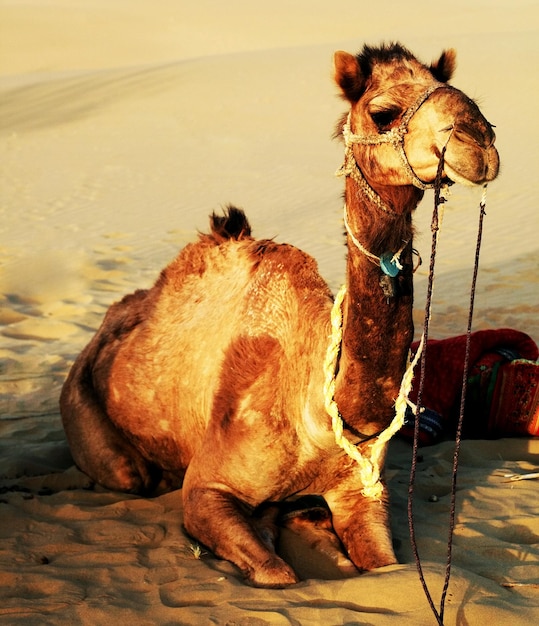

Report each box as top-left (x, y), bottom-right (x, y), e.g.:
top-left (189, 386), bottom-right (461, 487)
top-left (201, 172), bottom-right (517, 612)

top-left (60, 43), bottom-right (499, 587)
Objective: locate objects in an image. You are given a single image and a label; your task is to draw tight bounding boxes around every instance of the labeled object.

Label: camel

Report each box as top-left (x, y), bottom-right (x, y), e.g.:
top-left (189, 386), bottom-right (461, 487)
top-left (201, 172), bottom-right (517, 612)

top-left (60, 43), bottom-right (499, 588)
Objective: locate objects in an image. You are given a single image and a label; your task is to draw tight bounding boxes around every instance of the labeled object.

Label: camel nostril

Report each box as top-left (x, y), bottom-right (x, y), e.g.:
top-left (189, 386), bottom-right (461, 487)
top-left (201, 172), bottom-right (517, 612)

top-left (453, 121), bottom-right (494, 149)
top-left (454, 127), bottom-right (481, 147)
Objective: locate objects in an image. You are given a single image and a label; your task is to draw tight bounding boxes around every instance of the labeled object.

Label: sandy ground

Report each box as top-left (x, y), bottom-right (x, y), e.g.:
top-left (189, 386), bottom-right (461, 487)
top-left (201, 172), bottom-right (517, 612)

top-left (1, 1), bottom-right (538, 624)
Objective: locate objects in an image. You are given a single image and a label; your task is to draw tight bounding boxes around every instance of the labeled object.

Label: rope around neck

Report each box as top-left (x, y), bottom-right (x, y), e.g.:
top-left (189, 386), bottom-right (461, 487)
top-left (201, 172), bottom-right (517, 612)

top-left (343, 204), bottom-right (408, 270)
top-left (323, 285), bottom-right (425, 500)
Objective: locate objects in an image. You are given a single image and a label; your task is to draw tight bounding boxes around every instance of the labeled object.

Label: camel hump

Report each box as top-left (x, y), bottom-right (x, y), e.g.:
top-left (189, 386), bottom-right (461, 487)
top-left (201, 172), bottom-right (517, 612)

top-left (209, 205), bottom-right (252, 242)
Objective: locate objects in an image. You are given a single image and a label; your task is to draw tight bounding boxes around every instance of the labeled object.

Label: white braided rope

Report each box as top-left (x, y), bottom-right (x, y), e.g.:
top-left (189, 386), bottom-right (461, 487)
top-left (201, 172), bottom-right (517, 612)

top-left (342, 207), bottom-right (380, 264)
top-left (323, 285), bottom-right (425, 500)
top-left (343, 204), bottom-right (408, 270)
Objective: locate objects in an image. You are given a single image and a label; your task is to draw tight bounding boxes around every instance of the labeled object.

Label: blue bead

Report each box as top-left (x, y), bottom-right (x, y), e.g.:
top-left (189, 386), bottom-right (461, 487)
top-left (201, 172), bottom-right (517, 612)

top-left (380, 252), bottom-right (400, 277)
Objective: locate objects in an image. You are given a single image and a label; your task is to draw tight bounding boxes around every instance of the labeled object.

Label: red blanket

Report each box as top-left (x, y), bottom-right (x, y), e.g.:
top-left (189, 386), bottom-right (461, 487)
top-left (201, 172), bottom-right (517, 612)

top-left (399, 328), bottom-right (539, 444)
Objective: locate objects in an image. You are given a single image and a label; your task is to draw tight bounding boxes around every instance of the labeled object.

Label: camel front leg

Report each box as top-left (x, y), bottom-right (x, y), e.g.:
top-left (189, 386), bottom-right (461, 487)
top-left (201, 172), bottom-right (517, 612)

top-left (182, 482), bottom-right (299, 588)
top-left (325, 476), bottom-right (397, 571)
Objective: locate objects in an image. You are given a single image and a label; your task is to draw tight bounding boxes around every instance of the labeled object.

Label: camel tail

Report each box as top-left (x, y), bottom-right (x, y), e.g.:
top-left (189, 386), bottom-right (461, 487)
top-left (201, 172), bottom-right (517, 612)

top-left (209, 205), bottom-right (252, 242)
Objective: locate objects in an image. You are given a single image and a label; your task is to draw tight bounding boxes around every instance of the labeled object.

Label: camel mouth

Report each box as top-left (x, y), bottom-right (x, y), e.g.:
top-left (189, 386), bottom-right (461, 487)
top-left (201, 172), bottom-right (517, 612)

top-left (443, 163), bottom-right (494, 187)
top-left (442, 140), bottom-right (500, 187)
top-left (443, 146), bottom-right (500, 187)
top-left (444, 164), bottom-right (483, 187)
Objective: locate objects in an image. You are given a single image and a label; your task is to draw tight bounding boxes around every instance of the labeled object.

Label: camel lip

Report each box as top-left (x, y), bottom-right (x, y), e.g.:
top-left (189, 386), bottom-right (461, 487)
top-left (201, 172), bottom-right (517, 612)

top-left (444, 163), bottom-right (489, 187)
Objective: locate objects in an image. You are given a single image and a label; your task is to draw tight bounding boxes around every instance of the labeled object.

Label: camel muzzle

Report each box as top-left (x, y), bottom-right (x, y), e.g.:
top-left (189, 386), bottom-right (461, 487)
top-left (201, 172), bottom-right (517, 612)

top-left (444, 124), bottom-right (500, 185)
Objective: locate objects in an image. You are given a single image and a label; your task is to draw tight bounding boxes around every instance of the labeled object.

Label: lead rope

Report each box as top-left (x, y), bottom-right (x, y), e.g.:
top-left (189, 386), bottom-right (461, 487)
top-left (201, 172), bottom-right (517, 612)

top-left (439, 183), bottom-right (488, 623)
top-left (408, 148), bottom-right (448, 624)
top-left (409, 146), bottom-right (488, 624)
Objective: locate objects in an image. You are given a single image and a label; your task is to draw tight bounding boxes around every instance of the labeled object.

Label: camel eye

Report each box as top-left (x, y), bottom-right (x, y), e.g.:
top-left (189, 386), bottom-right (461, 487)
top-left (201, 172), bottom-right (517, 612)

top-left (370, 109), bottom-right (399, 131)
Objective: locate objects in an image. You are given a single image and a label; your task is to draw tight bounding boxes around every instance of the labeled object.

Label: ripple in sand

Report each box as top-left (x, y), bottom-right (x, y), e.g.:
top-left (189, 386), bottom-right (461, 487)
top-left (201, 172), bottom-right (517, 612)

top-left (78, 520), bottom-right (166, 547)
top-left (0, 307), bottom-right (27, 325)
top-left (2, 318), bottom-right (80, 341)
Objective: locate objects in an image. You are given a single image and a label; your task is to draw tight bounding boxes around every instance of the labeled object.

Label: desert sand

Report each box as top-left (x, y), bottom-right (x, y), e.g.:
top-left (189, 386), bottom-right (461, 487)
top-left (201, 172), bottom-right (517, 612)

top-left (1, 1), bottom-right (538, 624)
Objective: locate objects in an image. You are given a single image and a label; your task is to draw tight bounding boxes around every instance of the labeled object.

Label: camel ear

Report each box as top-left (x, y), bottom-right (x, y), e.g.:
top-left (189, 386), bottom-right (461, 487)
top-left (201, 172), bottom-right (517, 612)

top-left (430, 49), bottom-right (457, 82)
top-left (334, 51), bottom-right (365, 101)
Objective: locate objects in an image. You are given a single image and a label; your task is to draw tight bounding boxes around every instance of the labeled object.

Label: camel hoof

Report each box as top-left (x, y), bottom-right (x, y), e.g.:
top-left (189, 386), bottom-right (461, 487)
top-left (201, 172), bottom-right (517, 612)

top-left (246, 556), bottom-right (299, 588)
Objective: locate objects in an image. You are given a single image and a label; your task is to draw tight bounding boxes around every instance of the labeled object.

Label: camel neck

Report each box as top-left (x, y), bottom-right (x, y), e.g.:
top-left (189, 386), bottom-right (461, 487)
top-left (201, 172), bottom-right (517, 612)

top-left (334, 177), bottom-right (422, 437)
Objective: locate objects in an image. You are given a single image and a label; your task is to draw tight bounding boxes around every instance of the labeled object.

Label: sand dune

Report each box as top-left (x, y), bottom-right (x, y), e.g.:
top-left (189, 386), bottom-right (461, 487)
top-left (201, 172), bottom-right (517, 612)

top-left (1, 1), bottom-right (538, 624)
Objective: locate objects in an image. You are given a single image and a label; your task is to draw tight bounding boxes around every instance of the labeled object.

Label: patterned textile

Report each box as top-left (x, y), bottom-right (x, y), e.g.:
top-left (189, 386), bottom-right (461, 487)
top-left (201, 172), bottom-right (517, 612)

top-left (486, 359), bottom-right (539, 436)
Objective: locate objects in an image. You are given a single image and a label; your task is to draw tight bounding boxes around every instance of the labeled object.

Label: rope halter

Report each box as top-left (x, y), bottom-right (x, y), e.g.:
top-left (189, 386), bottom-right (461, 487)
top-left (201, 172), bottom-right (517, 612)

top-left (337, 83), bottom-right (448, 218)
top-left (337, 82), bottom-right (451, 273)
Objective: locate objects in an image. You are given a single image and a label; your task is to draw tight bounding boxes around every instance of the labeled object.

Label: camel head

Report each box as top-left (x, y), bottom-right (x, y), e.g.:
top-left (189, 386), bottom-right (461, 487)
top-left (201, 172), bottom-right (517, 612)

top-left (334, 43), bottom-right (499, 190)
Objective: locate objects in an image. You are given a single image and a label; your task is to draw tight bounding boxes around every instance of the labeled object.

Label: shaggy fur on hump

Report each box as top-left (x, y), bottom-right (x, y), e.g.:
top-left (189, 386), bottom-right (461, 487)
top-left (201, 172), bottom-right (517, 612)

top-left (208, 205), bottom-right (252, 242)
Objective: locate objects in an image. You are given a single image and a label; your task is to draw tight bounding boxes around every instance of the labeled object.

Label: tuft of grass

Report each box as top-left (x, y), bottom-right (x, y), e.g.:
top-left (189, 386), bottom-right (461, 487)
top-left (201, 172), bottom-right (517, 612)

top-left (188, 542), bottom-right (207, 560)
